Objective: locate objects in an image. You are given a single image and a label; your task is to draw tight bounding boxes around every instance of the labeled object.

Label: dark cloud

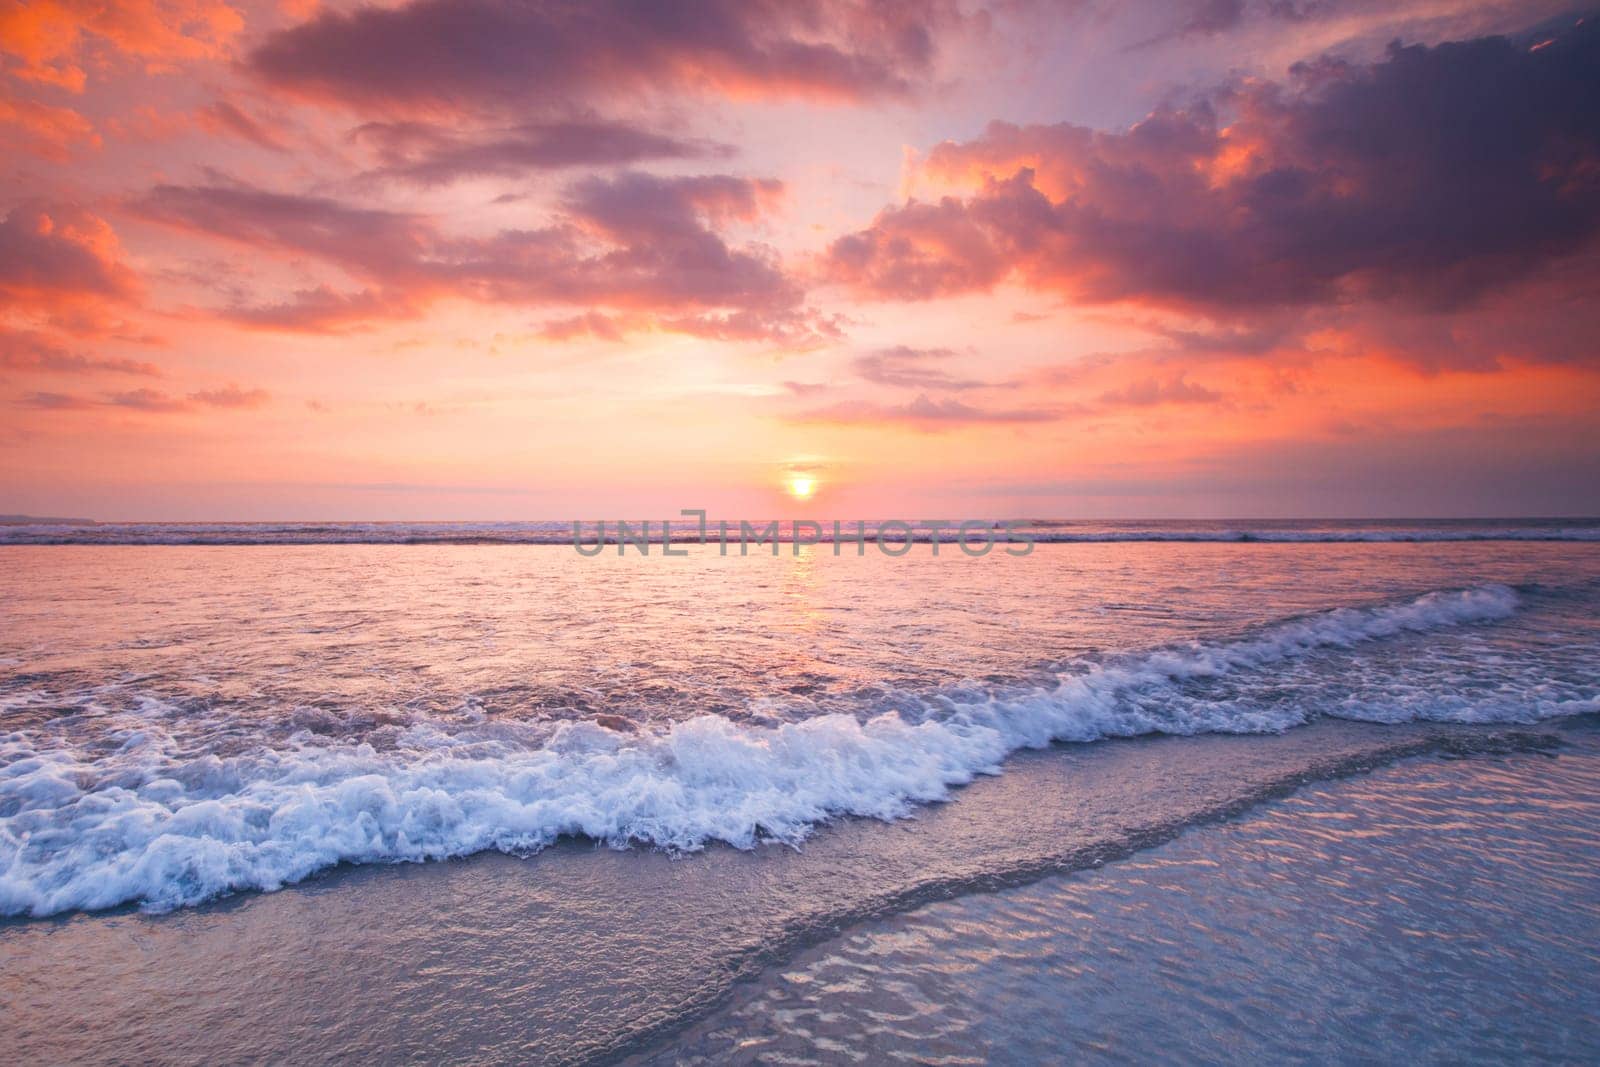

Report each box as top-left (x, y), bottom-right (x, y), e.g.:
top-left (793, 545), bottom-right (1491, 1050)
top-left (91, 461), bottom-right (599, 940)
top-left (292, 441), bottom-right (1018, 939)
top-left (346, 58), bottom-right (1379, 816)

top-left (354, 120), bottom-right (732, 184)
top-left (827, 17), bottom-right (1600, 321)
top-left (133, 172), bottom-right (822, 343)
top-left (250, 0), bottom-right (957, 113)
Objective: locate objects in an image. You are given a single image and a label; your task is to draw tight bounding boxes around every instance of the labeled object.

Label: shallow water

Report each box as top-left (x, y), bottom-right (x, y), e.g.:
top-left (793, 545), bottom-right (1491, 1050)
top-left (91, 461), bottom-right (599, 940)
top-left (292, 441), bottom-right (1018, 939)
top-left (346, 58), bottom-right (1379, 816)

top-left (2, 539), bottom-right (1598, 915)
top-left (651, 732), bottom-right (1600, 1066)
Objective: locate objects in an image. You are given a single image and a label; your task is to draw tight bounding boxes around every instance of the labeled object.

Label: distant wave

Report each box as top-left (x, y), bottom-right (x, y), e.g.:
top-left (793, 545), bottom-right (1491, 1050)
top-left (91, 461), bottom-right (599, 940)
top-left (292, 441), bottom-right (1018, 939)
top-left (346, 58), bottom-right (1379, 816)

top-left (5, 584), bottom-right (1592, 918)
top-left (2, 519), bottom-right (1598, 545)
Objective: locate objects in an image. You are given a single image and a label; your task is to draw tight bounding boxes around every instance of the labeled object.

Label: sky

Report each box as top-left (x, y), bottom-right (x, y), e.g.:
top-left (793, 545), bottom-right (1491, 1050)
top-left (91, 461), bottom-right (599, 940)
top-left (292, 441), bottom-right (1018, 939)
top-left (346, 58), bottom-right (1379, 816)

top-left (1, 0), bottom-right (1598, 520)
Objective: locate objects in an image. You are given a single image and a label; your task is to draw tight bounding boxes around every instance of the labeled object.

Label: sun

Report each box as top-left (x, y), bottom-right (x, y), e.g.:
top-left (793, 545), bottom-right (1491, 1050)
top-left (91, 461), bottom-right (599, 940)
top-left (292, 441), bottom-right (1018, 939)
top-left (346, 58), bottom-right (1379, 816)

top-left (786, 474), bottom-right (817, 500)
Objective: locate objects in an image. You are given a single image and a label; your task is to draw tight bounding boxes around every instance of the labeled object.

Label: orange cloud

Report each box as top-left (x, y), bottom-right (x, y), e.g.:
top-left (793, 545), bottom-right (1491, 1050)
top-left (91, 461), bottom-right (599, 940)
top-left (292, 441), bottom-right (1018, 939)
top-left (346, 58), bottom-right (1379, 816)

top-left (0, 95), bottom-right (99, 159)
top-left (0, 0), bottom-right (244, 90)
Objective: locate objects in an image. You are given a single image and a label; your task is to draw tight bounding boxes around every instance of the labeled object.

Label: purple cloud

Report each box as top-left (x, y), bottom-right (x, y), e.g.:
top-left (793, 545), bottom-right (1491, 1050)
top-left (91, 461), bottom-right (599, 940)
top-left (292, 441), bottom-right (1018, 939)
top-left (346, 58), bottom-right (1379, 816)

top-left (827, 18), bottom-right (1600, 319)
top-left (134, 171), bottom-right (826, 344)
top-left (354, 120), bottom-right (733, 184)
top-left (250, 0), bottom-right (957, 112)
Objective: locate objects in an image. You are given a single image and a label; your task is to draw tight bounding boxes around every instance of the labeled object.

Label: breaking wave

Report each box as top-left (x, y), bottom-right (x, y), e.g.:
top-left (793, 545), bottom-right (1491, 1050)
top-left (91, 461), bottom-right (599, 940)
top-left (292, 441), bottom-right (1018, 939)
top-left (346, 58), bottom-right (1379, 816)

top-left (0, 584), bottom-right (1588, 918)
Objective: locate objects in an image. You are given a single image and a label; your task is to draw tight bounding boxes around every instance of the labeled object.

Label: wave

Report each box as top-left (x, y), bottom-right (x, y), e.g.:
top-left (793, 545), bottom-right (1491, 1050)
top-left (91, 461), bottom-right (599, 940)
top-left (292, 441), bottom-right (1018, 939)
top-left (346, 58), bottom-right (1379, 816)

top-left (1, 584), bottom-right (1589, 918)
top-left (2, 519), bottom-right (1598, 545)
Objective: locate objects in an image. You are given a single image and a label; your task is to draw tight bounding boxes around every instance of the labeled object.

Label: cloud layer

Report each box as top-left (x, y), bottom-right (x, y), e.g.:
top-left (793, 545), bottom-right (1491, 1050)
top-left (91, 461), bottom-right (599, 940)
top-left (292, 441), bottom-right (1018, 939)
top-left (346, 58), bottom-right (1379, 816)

top-left (133, 171), bottom-right (824, 342)
top-left (827, 19), bottom-right (1600, 319)
top-left (250, 0), bottom-right (957, 112)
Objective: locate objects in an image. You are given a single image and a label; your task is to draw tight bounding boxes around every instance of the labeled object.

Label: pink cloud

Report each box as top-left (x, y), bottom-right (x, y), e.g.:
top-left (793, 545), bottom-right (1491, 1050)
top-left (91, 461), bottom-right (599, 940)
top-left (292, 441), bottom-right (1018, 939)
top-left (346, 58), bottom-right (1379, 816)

top-left (1, 328), bottom-right (161, 376)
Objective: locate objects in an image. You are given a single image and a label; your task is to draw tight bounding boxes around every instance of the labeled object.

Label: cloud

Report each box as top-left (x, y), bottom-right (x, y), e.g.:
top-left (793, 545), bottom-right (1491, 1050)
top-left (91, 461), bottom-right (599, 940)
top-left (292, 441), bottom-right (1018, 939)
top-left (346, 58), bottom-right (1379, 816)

top-left (1126, 0), bottom-right (1303, 48)
top-left (1, 328), bottom-right (160, 376)
top-left (106, 387), bottom-right (190, 412)
top-left (354, 120), bottom-right (732, 184)
top-left (826, 17), bottom-right (1600, 318)
top-left (219, 287), bottom-right (418, 333)
top-left (793, 393), bottom-right (1058, 429)
top-left (1098, 372), bottom-right (1223, 406)
top-left (133, 172), bottom-right (825, 344)
top-left (133, 184), bottom-right (431, 276)
top-left (826, 194), bottom-right (1013, 299)
top-left (852, 345), bottom-right (1001, 390)
top-left (19, 383), bottom-right (270, 413)
top-left (0, 0), bottom-right (243, 91)
top-left (249, 0), bottom-right (958, 113)
top-left (0, 202), bottom-right (139, 310)
top-left (18, 391), bottom-right (95, 410)
top-left (189, 384), bottom-right (270, 408)
top-left (0, 97), bottom-right (100, 160)
top-left (662, 308), bottom-right (843, 348)
top-left (195, 101), bottom-right (287, 152)
top-left (535, 311), bottom-right (631, 342)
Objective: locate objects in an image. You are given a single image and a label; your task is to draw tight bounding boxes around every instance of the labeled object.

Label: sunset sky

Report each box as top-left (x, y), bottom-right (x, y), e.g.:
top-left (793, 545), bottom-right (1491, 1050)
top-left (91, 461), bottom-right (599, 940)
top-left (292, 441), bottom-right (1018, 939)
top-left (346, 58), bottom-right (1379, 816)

top-left (2, 0), bottom-right (1598, 520)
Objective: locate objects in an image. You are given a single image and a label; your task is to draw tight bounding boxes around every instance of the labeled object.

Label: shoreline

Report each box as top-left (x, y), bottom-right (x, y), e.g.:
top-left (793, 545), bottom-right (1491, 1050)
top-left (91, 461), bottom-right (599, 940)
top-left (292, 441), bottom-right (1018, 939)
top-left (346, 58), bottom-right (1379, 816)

top-left (3, 717), bottom-right (1589, 1065)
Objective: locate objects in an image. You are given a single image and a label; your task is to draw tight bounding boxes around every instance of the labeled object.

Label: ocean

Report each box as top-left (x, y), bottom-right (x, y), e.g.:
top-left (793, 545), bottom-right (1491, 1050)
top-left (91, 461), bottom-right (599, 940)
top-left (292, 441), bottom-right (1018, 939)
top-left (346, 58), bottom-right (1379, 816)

top-left (2, 522), bottom-right (1597, 1062)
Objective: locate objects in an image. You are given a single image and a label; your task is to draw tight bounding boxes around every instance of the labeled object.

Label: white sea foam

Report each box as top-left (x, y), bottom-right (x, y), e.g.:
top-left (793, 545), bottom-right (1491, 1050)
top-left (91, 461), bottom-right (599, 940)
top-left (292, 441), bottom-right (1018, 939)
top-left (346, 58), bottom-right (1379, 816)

top-left (0, 584), bottom-right (1573, 918)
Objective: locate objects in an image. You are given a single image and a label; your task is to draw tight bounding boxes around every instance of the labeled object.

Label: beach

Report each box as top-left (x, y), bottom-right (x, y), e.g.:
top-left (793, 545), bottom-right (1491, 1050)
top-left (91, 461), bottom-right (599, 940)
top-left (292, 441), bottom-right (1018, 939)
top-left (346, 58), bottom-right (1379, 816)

top-left (7, 1), bottom-right (1600, 1061)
